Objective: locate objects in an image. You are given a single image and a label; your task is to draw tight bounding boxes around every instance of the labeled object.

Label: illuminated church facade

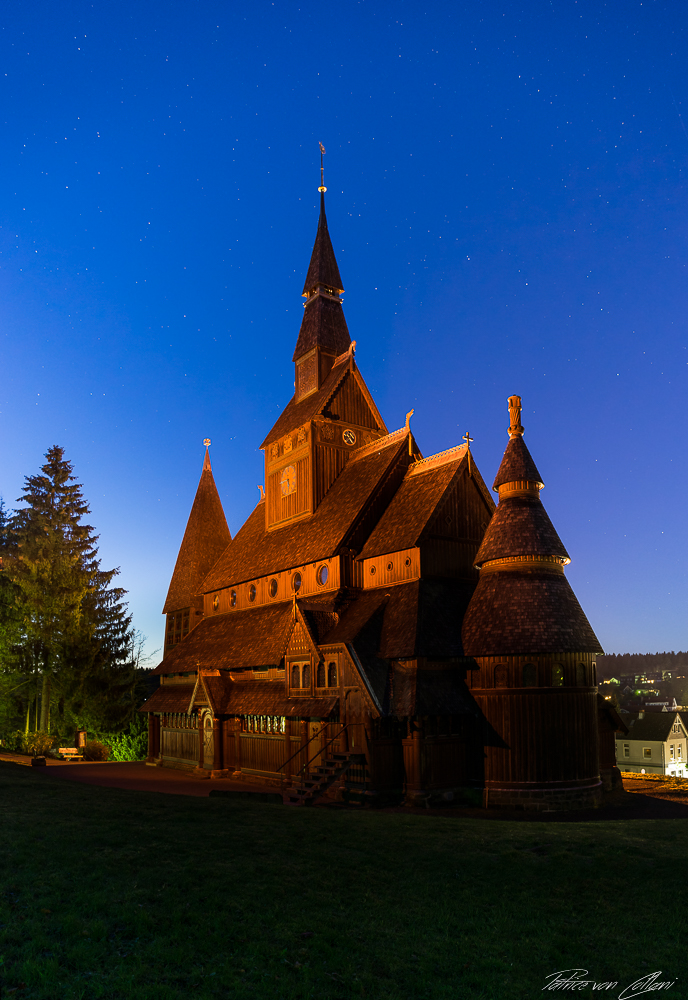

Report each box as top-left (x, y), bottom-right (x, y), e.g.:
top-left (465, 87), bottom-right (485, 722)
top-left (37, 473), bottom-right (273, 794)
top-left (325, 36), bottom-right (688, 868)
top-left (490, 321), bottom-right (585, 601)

top-left (140, 180), bottom-right (620, 811)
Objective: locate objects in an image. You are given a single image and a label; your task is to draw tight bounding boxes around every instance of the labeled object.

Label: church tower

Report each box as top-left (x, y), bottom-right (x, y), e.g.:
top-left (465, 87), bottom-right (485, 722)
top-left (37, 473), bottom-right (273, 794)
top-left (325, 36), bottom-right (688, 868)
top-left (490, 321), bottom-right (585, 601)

top-left (162, 442), bottom-right (231, 655)
top-left (260, 174), bottom-right (387, 532)
top-left (462, 396), bottom-right (603, 811)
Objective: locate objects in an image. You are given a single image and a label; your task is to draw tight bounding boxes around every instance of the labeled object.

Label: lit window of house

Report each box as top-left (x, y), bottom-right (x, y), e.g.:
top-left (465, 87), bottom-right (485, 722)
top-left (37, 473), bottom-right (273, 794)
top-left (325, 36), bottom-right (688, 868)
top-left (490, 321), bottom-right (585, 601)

top-left (643, 748), bottom-right (652, 758)
top-left (670, 745), bottom-right (675, 760)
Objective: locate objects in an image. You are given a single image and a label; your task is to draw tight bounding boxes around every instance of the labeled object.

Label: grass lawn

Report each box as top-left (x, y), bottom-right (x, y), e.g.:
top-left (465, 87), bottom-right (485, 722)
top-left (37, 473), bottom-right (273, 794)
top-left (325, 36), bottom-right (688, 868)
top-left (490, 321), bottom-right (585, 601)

top-left (0, 761), bottom-right (685, 1000)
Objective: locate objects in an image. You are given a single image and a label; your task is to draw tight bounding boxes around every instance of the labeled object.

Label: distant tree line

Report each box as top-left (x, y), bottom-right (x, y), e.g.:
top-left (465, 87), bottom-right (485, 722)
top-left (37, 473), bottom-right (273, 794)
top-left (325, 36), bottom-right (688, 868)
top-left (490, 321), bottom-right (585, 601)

top-left (598, 652), bottom-right (688, 679)
top-left (0, 446), bottom-right (149, 741)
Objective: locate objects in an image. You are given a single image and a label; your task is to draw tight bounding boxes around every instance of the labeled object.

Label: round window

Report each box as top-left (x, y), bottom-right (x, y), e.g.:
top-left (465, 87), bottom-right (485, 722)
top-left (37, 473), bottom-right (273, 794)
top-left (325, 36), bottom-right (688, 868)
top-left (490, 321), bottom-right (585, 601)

top-left (405, 557), bottom-right (412, 567)
top-left (230, 590), bottom-right (237, 608)
top-left (212, 595), bottom-right (219, 611)
top-left (370, 565), bottom-right (376, 576)
top-left (317, 564), bottom-right (329, 586)
top-left (292, 572), bottom-right (302, 592)
top-left (248, 584), bottom-right (256, 603)
top-left (269, 578), bottom-right (278, 598)
top-left (386, 561), bottom-right (393, 572)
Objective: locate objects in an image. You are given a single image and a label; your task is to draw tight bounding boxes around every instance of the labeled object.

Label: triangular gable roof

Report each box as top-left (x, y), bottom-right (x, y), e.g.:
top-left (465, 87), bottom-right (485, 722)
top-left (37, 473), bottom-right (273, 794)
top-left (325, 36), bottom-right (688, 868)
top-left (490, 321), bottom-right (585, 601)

top-left (260, 357), bottom-right (386, 449)
top-left (202, 431), bottom-right (411, 591)
top-left (163, 459), bottom-right (232, 614)
top-left (357, 445), bottom-right (475, 560)
top-left (621, 711), bottom-right (684, 742)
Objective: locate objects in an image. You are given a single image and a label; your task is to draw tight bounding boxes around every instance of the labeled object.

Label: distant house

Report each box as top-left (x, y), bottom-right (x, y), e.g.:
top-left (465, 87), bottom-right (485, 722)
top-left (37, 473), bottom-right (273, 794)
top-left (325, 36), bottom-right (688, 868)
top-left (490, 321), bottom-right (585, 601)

top-left (616, 712), bottom-right (687, 777)
top-left (643, 697), bottom-right (678, 712)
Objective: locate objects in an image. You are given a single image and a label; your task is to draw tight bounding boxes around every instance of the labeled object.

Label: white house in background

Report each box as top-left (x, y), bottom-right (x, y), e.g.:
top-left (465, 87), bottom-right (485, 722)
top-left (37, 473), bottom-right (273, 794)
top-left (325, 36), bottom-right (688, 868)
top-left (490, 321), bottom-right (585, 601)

top-left (616, 711), bottom-right (687, 777)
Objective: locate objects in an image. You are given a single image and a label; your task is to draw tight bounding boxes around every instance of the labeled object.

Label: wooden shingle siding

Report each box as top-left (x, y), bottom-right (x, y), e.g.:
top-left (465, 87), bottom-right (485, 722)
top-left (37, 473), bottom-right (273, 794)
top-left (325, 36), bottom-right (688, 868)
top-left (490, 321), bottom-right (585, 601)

top-left (362, 548), bottom-right (420, 588)
top-left (314, 444), bottom-right (349, 506)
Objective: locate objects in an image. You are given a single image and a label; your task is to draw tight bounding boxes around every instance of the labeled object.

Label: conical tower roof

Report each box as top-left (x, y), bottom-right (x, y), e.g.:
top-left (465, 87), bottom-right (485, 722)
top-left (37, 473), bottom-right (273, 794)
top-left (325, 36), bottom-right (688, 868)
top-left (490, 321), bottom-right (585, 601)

top-left (293, 191), bottom-right (351, 363)
top-left (163, 446), bottom-right (232, 614)
top-left (302, 191), bottom-right (344, 296)
top-left (462, 396), bottom-right (601, 656)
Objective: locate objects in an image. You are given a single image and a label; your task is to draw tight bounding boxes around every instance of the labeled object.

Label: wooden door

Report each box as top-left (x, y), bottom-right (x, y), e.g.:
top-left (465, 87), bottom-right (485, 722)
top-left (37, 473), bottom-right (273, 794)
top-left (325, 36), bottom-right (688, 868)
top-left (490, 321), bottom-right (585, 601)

top-left (203, 716), bottom-right (214, 769)
top-left (309, 721), bottom-right (324, 769)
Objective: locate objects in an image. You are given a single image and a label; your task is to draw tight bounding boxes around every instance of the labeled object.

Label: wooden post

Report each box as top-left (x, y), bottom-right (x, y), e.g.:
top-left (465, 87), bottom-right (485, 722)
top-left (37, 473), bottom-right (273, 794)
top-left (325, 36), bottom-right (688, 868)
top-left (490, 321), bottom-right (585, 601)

top-left (197, 712), bottom-right (205, 772)
top-left (146, 713), bottom-right (156, 764)
top-left (234, 717), bottom-right (243, 772)
top-left (211, 716), bottom-right (224, 776)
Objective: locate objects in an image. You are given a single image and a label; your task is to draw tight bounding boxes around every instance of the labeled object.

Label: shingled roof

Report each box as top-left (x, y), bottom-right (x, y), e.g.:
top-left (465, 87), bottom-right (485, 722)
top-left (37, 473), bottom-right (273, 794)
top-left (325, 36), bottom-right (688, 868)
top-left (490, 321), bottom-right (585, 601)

top-left (292, 294), bottom-right (351, 362)
top-left (621, 711), bottom-right (684, 743)
top-left (493, 434), bottom-right (544, 490)
top-left (357, 447), bottom-right (469, 560)
top-left (260, 357), bottom-right (384, 449)
top-left (462, 567), bottom-right (602, 656)
top-left (202, 432), bottom-right (412, 590)
top-left (163, 451), bottom-right (232, 614)
top-left (473, 494), bottom-right (570, 567)
top-left (139, 683), bottom-right (195, 713)
top-left (152, 602), bottom-right (295, 674)
top-left (302, 192), bottom-right (344, 297)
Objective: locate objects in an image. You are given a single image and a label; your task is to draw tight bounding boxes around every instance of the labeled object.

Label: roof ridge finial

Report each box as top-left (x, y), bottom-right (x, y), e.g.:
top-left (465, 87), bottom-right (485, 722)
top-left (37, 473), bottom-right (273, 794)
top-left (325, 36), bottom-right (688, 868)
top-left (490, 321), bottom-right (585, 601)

top-left (318, 142), bottom-right (326, 193)
top-left (203, 437), bottom-right (212, 471)
top-left (507, 395), bottom-right (524, 438)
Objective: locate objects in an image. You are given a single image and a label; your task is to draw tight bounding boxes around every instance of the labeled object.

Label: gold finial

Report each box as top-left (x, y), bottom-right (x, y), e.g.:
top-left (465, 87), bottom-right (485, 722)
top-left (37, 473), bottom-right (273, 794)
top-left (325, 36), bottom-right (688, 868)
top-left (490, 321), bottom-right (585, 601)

top-left (318, 142), bottom-right (327, 193)
top-left (507, 396), bottom-right (524, 437)
top-left (203, 438), bottom-right (211, 448)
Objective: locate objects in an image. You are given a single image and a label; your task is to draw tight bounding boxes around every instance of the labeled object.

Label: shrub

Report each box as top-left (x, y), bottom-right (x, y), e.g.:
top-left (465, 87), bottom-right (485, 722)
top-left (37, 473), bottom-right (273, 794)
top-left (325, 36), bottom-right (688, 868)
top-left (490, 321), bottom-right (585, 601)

top-left (107, 716), bottom-right (148, 761)
top-left (83, 739), bottom-right (111, 762)
top-left (21, 731), bottom-right (56, 757)
top-left (0, 730), bottom-right (26, 753)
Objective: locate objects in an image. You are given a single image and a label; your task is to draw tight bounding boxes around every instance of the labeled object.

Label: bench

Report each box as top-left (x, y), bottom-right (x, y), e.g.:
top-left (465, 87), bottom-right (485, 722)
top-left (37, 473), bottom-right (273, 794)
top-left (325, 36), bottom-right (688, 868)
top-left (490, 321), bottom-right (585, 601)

top-left (58, 748), bottom-right (83, 760)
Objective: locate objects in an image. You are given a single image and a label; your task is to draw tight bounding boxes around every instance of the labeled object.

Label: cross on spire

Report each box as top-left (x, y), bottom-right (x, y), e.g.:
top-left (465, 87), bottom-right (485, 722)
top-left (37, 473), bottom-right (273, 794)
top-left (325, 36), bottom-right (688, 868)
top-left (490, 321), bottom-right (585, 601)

top-left (463, 431), bottom-right (474, 477)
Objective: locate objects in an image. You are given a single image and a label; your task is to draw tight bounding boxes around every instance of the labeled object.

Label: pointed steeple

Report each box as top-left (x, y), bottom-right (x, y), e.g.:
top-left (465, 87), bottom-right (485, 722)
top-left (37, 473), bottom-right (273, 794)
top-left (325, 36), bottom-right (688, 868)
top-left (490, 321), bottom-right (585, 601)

top-left (163, 441), bottom-right (232, 616)
top-left (301, 192), bottom-right (344, 298)
top-left (292, 166), bottom-right (350, 380)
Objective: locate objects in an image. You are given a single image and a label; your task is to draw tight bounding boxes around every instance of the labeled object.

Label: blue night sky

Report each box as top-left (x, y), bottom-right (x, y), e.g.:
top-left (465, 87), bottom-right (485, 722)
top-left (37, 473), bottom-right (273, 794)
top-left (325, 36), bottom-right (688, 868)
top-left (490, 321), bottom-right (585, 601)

top-left (1, 1), bottom-right (686, 662)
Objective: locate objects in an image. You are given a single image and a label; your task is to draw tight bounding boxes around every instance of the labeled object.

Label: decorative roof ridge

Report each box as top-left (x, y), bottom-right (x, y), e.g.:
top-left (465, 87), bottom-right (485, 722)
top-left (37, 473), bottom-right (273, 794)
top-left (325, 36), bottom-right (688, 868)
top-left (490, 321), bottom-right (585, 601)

top-left (349, 426), bottom-right (408, 462)
top-left (408, 443), bottom-right (467, 476)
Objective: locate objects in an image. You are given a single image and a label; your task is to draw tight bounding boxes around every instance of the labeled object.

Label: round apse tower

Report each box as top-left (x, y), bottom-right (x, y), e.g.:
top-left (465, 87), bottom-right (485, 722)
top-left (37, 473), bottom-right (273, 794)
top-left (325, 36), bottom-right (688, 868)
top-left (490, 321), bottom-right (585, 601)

top-left (462, 396), bottom-right (603, 811)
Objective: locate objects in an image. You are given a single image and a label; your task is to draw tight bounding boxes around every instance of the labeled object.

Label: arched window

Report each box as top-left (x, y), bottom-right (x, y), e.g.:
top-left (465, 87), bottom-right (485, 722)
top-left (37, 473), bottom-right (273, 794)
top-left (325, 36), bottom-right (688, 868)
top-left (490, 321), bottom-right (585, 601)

top-left (592, 662), bottom-right (597, 685)
top-left (316, 662), bottom-right (326, 687)
top-left (328, 661), bottom-right (338, 687)
top-left (522, 663), bottom-right (537, 687)
top-left (291, 664), bottom-right (301, 688)
top-left (576, 663), bottom-right (586, 687)
top-left (301, 663), bottom-right (310, 688)
top-left (552, 664), bottom-right (564, 687)
top-left (494, 665), bottom-right (508, 687)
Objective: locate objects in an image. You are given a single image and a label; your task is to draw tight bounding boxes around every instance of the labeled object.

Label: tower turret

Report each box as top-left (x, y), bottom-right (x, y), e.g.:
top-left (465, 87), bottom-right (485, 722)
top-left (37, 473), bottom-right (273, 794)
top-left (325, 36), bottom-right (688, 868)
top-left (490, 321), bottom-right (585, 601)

top-left (163, 441), bottom-right (231, 654)
top-left (462, 396), bottom-right (603, 811)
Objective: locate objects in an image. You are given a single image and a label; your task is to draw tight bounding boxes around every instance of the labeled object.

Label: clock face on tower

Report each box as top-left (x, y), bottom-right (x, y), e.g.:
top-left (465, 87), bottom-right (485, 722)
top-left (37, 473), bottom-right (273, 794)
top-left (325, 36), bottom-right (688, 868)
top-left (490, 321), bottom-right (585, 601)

top-left (343, 428), bottom-right (357, 446)
top-left (280, 465), bottom-right (296, 496)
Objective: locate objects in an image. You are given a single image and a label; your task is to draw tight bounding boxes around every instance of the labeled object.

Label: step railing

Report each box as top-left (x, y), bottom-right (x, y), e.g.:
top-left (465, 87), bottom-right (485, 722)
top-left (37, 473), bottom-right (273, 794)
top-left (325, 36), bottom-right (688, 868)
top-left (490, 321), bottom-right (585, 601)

top-left (278, 722), bottom-right (350, 797)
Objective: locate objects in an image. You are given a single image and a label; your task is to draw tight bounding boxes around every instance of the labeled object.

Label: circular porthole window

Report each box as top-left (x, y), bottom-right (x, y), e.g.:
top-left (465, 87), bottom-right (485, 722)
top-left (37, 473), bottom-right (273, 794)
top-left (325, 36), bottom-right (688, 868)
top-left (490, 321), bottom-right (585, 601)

top-left (370, 565), bottom-right (376, 576)
top-left (230, 590), bottom-right (237, 608)
top-left (405, 557), bottom-right (412, 568)
top-left (343, 428), bottom-right (357, 446)
top-left (212, 595), bottom-right (219, 611)
top-left (292, 572), bottom-right (302, 592)
top-left (269, 578), bottom-right (278, 598)
top-left (317, 564), bottom-right (329, 586)
top-left (248, 584), bottom-right (256, 603)
top-left (386, 561), bottom-right (393, 572)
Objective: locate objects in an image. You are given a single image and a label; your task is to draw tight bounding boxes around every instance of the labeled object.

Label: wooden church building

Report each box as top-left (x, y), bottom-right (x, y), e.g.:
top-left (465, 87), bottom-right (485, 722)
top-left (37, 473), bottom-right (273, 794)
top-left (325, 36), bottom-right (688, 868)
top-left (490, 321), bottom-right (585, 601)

top-left (141, 180), bottom-right (615, 811)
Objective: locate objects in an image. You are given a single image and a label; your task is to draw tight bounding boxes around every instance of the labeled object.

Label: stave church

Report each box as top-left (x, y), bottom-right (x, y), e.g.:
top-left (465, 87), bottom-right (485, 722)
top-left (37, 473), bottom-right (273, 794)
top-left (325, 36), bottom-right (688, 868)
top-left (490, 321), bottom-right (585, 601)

top-left (140, 169), bottom-right (623, 811)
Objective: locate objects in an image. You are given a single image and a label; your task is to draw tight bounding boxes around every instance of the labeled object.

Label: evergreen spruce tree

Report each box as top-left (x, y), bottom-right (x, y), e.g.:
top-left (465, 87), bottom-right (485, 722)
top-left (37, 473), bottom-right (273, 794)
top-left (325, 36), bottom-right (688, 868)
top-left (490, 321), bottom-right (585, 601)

top-left (4, 447), bottom-right (136, 734)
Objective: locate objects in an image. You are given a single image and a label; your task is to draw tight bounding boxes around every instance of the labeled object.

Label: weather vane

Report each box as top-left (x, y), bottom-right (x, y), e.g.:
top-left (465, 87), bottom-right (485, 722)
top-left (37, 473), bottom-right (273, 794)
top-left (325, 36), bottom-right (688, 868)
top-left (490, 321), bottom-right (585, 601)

top-left (318, 142), bottom-right (326, 193)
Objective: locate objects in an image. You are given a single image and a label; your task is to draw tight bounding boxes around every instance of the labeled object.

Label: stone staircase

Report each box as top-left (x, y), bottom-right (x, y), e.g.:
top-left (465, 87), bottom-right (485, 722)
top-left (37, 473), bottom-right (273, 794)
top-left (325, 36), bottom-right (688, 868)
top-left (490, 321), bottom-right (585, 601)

top-left (283, 751), bottom-right (366, 806)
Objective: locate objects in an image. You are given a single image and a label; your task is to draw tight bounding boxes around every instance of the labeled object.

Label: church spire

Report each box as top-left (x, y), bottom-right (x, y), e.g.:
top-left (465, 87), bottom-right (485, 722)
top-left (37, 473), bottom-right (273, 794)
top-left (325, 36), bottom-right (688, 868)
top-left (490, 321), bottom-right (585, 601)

top-left (292, 148), bottom-right (351, 382)
top-left (163, 441), bottom-right (232, 621)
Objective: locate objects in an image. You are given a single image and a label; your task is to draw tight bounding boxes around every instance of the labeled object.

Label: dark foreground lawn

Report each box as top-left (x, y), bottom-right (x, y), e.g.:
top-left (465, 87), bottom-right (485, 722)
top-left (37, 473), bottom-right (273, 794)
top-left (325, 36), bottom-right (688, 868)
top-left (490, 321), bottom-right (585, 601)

top-left (0, 762), bottom-right (685, 1000)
